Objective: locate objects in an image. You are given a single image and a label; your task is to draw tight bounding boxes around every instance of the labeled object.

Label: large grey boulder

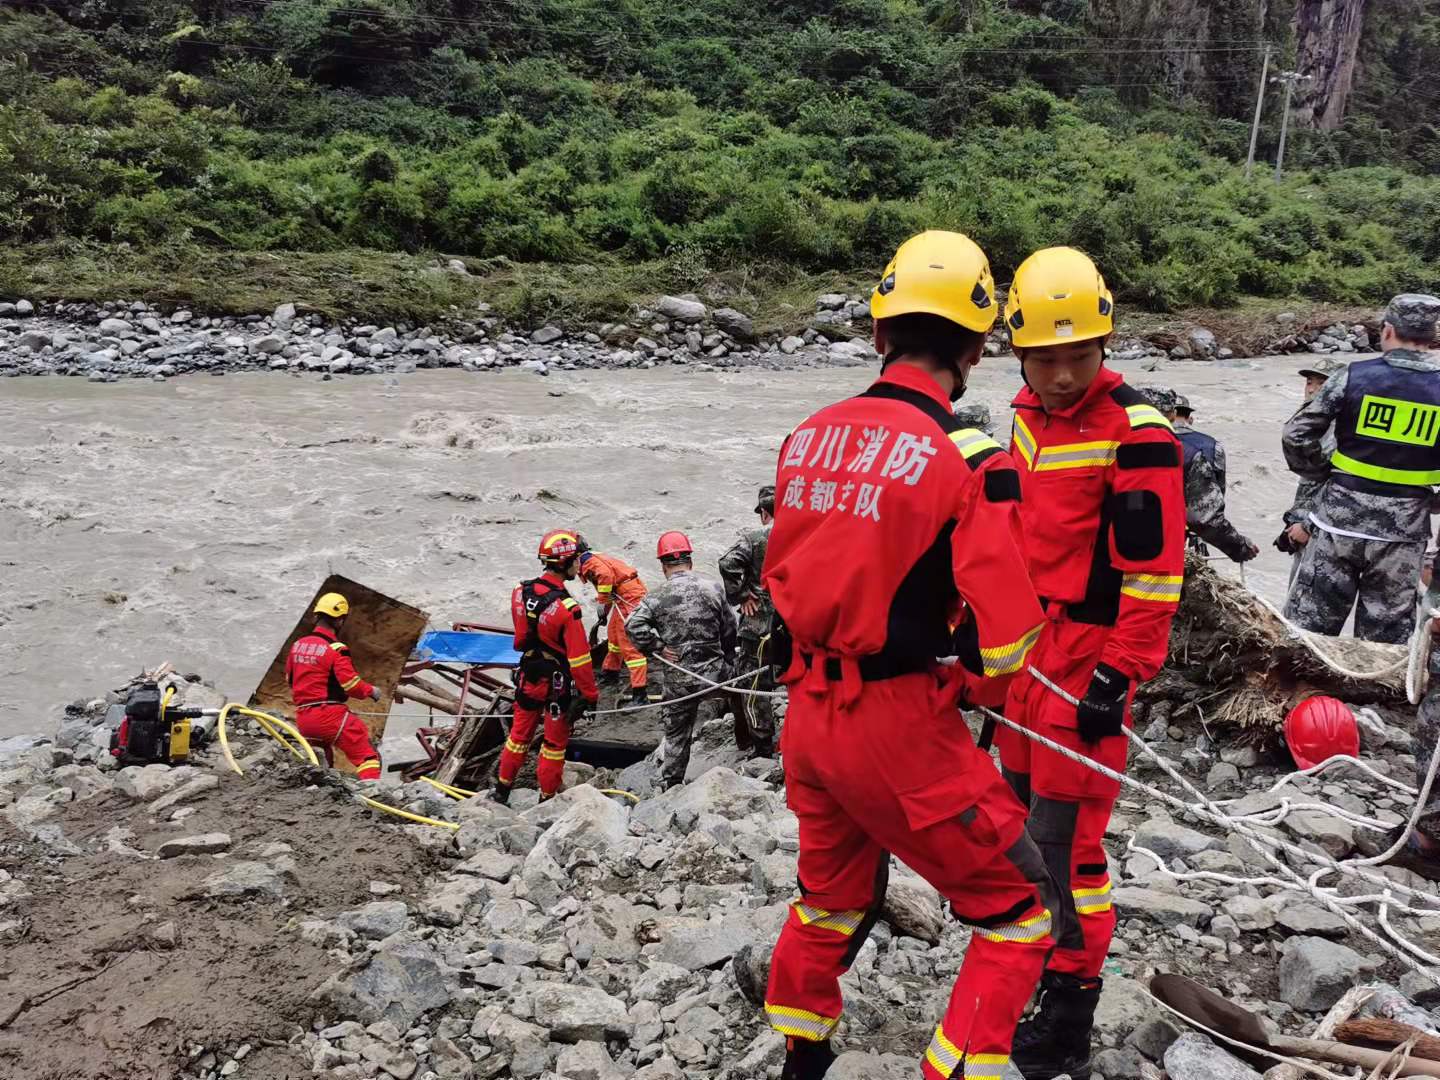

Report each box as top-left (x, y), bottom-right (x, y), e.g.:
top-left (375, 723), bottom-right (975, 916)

top-left (712, 307), bottom-right (755, 342)
top-left (334, 900), bottom-right (409, 940)
top-left (1111, 886), bottom-right (1213, 928)
top-left (116, 763), bottom-right (197, 801)
top-left (882, 867), bottom-right (944, 944)
top-left (485, 1014), bottom-right (550, 1079)
top-left (316, 939), bottom-right (451, 1030)
top-left (555, 1041), bottom-right (626, 1080)
top-left (196, 860), bottom-right (289, 900)
top-left (1163, 1032), bottom-right (1261, 1079)
top-left (156, 832), bottom-right (231, 859)
top-left (523, 982), bottom-right (632, 1042)
top-left (1279, 936), bottom-right (1383, 1010)
top-left (1133, 817), bottom-right (1222, 861)
top-left (656, 295), bottom-right (707, 323)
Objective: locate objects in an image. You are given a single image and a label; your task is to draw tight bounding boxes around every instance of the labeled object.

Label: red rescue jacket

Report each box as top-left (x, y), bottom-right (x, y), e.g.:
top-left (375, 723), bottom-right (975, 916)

top-left (510, 570), bottom-right (600, 703)
top-left (1009, 366), bottom-right (1186, 681)
top-left (286, 624), bottom-right (374, 708)
top-left (762, 364), bottom-right (1047, 707)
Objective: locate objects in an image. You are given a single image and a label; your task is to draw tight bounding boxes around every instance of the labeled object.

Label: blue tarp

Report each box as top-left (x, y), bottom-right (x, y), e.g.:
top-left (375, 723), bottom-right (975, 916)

top-left (413, 630), bottom-right (521, 667)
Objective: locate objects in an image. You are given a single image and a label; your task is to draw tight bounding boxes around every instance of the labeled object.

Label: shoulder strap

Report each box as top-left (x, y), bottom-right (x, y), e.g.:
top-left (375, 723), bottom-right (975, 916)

top-left (860, 383), bottom-right (961, 433)
top-left (859, 383), bottom-right (1005, 468)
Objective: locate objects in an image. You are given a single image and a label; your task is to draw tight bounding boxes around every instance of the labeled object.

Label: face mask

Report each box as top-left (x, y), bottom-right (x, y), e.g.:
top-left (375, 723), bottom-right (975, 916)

top-left (949, 363), bottom-right (968, 403)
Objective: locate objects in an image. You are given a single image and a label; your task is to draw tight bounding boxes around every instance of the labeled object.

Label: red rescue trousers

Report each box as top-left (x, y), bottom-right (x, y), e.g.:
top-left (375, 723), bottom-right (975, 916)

top-left (295, 704), bottom-right (381, 780)
top-left (603, 606), bottom-right (648, 691)
top-left (765, 668), bottom-right (1060, 1079)
top-left (997, 616), bottom-right (1131, 980)
top-left (498, 669), bottom-right (571, 797)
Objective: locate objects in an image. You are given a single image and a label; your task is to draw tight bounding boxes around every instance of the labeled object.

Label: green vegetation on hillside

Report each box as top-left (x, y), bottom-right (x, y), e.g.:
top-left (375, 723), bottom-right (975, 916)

top-left (2, 0), bottom-right (1439, 321)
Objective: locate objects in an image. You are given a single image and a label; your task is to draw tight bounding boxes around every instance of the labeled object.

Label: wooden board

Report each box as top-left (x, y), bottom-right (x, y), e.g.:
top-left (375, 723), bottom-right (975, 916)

top-left (249, 575), bottom-right (429, 766)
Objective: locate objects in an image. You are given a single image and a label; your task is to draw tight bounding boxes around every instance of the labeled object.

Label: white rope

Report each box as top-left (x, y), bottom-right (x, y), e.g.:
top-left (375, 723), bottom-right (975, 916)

top-left (649, 651), bottom-right (786, 699)
top-left (979, 699), bottom-right (1440, 983)
top-left (1252, 592), bottom-right (1409, 680)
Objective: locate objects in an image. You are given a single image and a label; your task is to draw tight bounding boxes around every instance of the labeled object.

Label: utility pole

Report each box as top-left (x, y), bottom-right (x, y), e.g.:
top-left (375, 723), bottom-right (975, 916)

top-left (1272, 70), bottom-right (1313, 183)
top-left (1244, 44), bottom-right (1272, 178)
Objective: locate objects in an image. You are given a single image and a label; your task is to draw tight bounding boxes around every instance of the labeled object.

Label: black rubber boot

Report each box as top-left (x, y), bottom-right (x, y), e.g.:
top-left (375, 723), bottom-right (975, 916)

top-left (598, 669), bottom-right (620, 687)
top-left (781, 1038), bottom-right (835, 1080)
top-left (749, 737), bottom-right (775, 759)
top-left (1011, 972), bottom-right (1102, 1080)
top-left (489, 781), bottom-right (512, 806)
top-left (630, 688), bottom-right (649, 706)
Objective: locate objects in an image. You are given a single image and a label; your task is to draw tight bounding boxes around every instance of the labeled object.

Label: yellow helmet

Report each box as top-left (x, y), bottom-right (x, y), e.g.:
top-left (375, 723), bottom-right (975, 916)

top-left (313, 592), bottom-right (350, 618)
top-left (871, 231), bottom-right (998, 334)
top-left (1006, 247), bottom-right (1114, 349)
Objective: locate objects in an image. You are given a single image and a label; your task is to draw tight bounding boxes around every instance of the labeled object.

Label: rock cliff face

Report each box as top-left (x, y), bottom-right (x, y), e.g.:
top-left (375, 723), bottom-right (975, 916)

top-left (1292, 0), bottom-right (1366, 129)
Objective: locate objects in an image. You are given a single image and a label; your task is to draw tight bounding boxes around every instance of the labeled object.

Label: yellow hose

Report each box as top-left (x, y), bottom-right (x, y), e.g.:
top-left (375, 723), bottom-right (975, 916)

top-left (216, 703), bottom-right (320, 774)
top-left (161, 685), bottom-right (174, 724)
top-left (359, 796), bottom-right (460, 831)
top-left (599, 788), bottom-right (640, 803)
top-left (420, 776), bottom-right (475, 800)
top-left (215, 702), bottom-right (457, 831)
top-left (218, 703), bottom-right (244, 775)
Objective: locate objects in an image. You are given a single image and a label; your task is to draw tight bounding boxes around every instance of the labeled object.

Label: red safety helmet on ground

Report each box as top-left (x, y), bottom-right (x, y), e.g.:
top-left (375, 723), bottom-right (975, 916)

top-left (1284, 695), bottom-right (1360, 770)
top-left (656, 530), bottom-right (693, 560)
top-left (538, 529), bottom-right (581, 567)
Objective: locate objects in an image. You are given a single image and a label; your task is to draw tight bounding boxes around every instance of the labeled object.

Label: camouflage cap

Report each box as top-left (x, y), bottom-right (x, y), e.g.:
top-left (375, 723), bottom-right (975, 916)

top-left (754, 485), bottom-right (775, 514)
top-left (1297, 356), bottom-right (1345, 379)
top-left (1141, 386), bottom-right (1179, 415)
top-left (1382, 293), bottom-right (1440, 344)
top-left (952, 401), bottom-right (993, 435)
top-left (1174, 393), bottom-right (1193, 416)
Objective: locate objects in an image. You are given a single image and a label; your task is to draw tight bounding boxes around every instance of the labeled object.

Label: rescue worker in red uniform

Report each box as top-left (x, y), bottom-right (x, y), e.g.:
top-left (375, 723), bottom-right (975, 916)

top-left (286, 591), bottom-right (383, 781)
top-left (574, 540), bottom-right (654, 705)
top-left (493, 530), bottom-right (600, 804)
top-left (996, 248), bottom-right (1187, 1080)
top-left (760, 231), bottom-right (1063, 1080)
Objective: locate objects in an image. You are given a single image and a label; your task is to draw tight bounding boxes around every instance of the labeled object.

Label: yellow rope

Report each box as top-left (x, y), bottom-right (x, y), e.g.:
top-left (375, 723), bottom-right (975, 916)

top-left (359, 796), bottom-right (460, 831)
top-left (599, 788), bottom-right (640, 803)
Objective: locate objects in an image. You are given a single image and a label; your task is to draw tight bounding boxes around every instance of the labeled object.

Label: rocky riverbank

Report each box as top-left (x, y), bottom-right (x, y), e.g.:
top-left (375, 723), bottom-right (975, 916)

top-left (4, 669), bottom-right (1440, 1080)
top-left (0, 292), bottom-right (1379, 384)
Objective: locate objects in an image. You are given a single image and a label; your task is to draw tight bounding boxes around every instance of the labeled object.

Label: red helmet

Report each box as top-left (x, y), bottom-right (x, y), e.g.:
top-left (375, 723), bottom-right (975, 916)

top-left (538, 529), bottom-right (581, 567)
top-left (1284, 696), bottom-right (1360, 770)
top-left (656, 530), bottom-right (693, 560)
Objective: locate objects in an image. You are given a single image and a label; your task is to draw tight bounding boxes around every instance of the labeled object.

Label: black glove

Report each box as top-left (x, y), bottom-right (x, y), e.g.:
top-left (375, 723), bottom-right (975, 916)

top-left (1076, 662), bottom-right (1129, 744)
top-left (564, 698), bottom-right (592, 726)
top-left (1273, 528), bottom-right (1296, 555)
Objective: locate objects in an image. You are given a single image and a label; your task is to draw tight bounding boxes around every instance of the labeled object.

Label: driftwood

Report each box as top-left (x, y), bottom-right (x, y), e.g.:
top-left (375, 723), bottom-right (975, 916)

top-left (1264, 986), bottom-right (1369, 1080)
top-left (1334, 1017), bottom-right (1440, 1063)
top-left (1142, 554), bottom-right (1408, 734)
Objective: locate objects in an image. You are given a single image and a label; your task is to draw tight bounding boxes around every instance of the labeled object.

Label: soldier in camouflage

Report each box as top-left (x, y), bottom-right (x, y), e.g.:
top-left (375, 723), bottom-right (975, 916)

top-left (717, 485), bottom-right (777, 758)
top-left (1142, 387), bottom-right (1258, 563)
top-left (1276, 358), bottom-right (1345, 581)
top-left (627, 530), bottom-right (739, 789)
top-left (1283, 294), bottom-right (1440, 643)
top-left (952, 401), bottom-right (994, 436)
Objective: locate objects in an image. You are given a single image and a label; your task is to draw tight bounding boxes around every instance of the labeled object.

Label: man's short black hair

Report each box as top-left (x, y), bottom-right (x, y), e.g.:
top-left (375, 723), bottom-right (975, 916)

top-left (880, 312), bottom-right (986, 369)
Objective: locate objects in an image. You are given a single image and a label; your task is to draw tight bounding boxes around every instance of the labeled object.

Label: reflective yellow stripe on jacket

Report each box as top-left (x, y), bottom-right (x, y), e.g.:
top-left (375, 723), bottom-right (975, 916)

top-left (1120, 573), bottom-right (1182, 603)
top-left (979, 622), bottom-right (1044, 677)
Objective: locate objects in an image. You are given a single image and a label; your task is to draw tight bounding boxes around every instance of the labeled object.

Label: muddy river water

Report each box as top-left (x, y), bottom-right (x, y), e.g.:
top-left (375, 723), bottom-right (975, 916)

top-left (0, 355), bottom-right (1353, 744)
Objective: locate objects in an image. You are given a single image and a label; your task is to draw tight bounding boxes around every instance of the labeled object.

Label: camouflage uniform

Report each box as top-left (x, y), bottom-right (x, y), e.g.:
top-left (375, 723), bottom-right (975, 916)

top-left (627, 568), bottom-right (738, 788)
top-left (1281, 297), bottom-right (1440, 643)
top-left (718, 518), bottom-right (777, 751)
top-left (1419, 639), bottom-right (1440, 842)
top-left (1141, 388), bottom-right (1256, 562)
top-left (953, 401), bottom-right (994, 436)
top-left (1280, 359), bottom-right (1346, 581)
